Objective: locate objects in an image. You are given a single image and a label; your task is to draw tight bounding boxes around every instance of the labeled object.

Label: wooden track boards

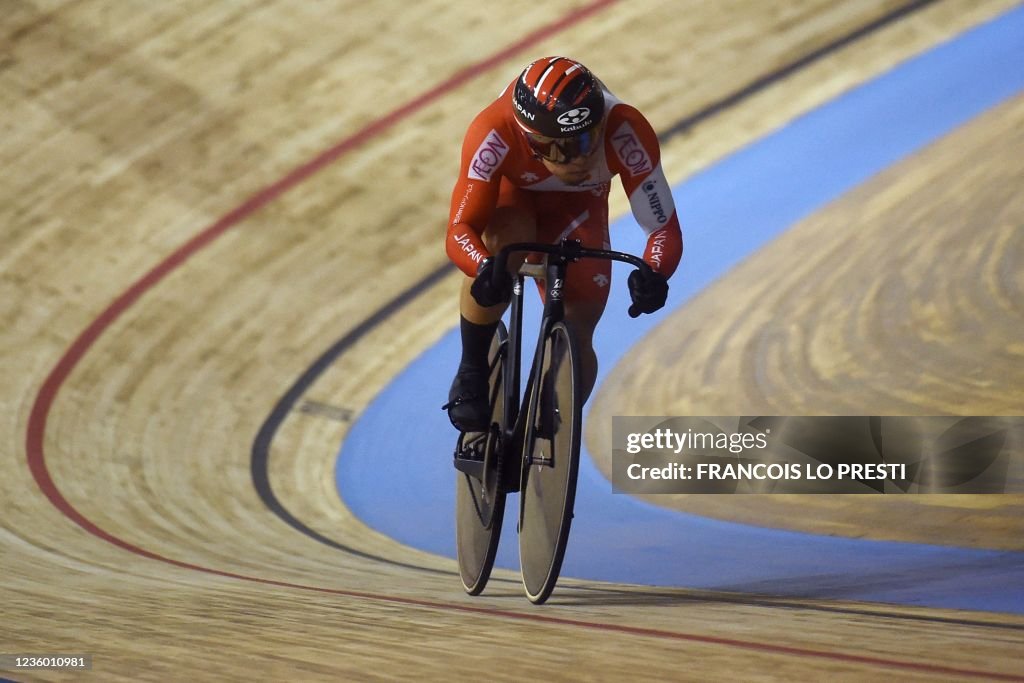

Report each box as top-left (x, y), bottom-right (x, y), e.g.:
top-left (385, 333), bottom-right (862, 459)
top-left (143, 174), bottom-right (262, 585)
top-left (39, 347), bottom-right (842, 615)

top-left (2, 0), bottom-right (1022, 679)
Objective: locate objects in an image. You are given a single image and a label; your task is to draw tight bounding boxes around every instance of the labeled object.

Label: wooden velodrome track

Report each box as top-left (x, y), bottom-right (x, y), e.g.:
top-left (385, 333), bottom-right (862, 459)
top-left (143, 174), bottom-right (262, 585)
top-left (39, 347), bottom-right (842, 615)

top-left (2, 0), bottom-right (1023, 680)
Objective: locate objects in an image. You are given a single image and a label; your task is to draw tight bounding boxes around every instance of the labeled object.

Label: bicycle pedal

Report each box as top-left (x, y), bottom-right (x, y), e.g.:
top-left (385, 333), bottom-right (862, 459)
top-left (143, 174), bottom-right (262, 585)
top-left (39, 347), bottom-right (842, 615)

top-left (453, 456), bottom-right (486, 480)
top-left (454, 432), bottom-right (487, 460)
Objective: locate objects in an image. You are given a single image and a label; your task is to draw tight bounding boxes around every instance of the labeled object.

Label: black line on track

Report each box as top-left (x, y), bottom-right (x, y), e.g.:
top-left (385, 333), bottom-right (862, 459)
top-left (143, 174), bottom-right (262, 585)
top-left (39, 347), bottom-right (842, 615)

top-left (251, 265), bottom-right (456, 576)
top-left (252, 0), bottom-right (959, 597)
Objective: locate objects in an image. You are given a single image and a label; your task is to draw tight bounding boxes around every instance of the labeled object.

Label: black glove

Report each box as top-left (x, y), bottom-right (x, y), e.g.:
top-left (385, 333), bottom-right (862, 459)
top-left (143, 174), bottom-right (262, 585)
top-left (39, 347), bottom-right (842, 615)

top-left (470, 257), bottom-right (512, 308)
top-left (627, 269), bottom-right (669, 318)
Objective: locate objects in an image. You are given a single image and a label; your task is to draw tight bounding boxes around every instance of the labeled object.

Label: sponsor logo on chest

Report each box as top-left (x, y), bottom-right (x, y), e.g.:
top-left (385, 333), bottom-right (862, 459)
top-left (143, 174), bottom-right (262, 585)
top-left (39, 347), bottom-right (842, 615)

top-left (468, 130), bottom-right (510, 181)
top-left (611, 121), bottom-right (652, 176)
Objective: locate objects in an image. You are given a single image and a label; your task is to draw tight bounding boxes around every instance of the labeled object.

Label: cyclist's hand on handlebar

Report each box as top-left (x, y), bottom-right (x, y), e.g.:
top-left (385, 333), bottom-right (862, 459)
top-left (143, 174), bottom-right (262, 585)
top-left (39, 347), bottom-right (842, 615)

top-left (470, 257), bottom-right (513, 308)
top-left (627, 269), bottom-right (668, 318)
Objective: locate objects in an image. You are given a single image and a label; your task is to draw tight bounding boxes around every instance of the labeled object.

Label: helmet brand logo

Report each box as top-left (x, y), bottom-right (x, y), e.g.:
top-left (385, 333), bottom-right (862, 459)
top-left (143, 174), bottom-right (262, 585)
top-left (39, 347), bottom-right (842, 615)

top-left (556, 107), bottom-right (590, 126)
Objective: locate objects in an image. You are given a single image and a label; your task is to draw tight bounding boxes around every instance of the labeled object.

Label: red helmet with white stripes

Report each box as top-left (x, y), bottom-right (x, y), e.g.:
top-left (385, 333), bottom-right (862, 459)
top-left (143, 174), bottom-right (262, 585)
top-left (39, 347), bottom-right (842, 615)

top-left (512, 56), bottom-right (605, 139)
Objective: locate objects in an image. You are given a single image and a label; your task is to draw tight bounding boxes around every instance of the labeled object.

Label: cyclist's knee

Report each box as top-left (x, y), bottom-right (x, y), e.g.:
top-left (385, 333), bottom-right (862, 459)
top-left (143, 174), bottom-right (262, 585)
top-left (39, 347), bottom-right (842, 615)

top-left (577, 339), bottom-right (599, 402)
top-left (564, 301), bottom-right (605, 340)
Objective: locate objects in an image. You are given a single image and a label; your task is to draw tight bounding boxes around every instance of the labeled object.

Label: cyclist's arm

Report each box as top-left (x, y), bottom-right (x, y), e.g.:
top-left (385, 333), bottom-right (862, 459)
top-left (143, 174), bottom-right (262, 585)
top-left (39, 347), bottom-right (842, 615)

top-left (445, 121), bottom-right (510, 277)
top-left (607, 106), bottom-right (683, 278)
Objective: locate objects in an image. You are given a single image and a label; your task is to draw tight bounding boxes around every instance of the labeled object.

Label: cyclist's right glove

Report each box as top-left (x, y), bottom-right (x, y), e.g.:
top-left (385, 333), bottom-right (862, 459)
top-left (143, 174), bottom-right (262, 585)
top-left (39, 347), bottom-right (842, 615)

top-left (470, 257), bottom-right (513, 308)
top-left (627, 269), bottom-right (669, 318)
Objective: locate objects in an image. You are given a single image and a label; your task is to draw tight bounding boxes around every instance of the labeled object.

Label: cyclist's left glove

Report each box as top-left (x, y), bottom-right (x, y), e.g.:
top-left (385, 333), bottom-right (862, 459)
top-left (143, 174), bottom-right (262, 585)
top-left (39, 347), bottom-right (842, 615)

top-left (627, 269), bottom-right (669, 318)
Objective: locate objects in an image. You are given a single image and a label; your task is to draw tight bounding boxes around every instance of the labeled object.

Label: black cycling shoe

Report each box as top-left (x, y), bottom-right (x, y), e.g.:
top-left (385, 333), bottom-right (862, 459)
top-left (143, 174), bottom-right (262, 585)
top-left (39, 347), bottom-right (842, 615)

top-left (444, 365), bottom-right (490, 432)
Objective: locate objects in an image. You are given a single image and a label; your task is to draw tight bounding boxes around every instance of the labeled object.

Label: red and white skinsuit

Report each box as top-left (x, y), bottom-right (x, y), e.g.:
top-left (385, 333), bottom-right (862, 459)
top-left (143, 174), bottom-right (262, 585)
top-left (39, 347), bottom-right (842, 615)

top-left (445, 79), bottom-right (683, 306)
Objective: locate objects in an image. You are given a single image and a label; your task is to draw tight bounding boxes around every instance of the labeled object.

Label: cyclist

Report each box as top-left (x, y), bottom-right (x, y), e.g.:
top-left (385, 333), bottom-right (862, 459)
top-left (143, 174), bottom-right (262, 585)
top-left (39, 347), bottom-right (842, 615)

top-left (445, 56), bottom-right (683, 431)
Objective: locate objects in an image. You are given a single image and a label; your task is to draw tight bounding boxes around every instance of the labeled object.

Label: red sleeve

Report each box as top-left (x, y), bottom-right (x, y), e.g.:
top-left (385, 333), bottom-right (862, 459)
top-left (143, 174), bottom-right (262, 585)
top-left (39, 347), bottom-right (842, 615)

top-left (445, 111), bottom-right (512, 277)
top-left (606, 105), bottom-right (684, 278)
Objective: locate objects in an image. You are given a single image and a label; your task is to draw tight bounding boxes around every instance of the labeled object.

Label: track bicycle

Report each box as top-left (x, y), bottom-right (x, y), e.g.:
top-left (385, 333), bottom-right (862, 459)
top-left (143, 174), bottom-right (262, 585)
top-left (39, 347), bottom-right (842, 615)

top-left (450, 239), bottom-right (654, 604)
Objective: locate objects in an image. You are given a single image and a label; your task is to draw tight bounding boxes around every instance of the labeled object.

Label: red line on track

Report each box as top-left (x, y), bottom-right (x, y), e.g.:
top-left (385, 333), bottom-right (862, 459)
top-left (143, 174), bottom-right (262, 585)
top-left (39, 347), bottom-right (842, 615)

top-left (26, 0), bottom-right (618, 557)
top-left (21, 1), bottom-right (1021, 679)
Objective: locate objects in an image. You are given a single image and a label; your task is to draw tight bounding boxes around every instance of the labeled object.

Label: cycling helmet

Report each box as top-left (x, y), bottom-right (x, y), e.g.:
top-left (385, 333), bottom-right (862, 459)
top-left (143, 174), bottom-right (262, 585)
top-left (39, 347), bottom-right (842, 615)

top-left (512, 56), bottom-right (605, 138)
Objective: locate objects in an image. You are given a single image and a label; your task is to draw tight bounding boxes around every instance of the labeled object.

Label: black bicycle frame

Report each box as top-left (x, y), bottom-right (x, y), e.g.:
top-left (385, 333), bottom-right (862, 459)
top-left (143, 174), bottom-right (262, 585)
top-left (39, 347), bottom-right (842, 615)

top-left (493, 240), bottom-right (652, 458)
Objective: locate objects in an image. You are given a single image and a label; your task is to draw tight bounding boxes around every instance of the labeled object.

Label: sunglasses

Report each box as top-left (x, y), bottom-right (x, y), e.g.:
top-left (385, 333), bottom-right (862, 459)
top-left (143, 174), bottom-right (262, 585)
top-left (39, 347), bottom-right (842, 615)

top-left (524, 129), bottom-right (599, 164)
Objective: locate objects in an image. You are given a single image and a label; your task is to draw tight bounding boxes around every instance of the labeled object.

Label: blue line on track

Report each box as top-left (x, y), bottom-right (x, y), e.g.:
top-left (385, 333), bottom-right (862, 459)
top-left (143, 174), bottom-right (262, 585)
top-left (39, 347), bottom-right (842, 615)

top-left (337, 6), bottom-right (1024, 612)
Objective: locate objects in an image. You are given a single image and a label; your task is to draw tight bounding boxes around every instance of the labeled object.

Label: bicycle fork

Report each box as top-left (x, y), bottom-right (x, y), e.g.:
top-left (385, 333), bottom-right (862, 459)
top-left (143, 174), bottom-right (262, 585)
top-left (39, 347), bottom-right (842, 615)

top-left (522, 257), bottom-right (568, 469)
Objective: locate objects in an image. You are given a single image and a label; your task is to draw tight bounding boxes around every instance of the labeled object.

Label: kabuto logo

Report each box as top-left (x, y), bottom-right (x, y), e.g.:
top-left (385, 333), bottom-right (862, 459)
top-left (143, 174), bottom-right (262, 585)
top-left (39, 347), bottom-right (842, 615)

top-left (468, 130), bottom-right (509, 182)
top-left (556, 107), bottom-right (591, 127)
